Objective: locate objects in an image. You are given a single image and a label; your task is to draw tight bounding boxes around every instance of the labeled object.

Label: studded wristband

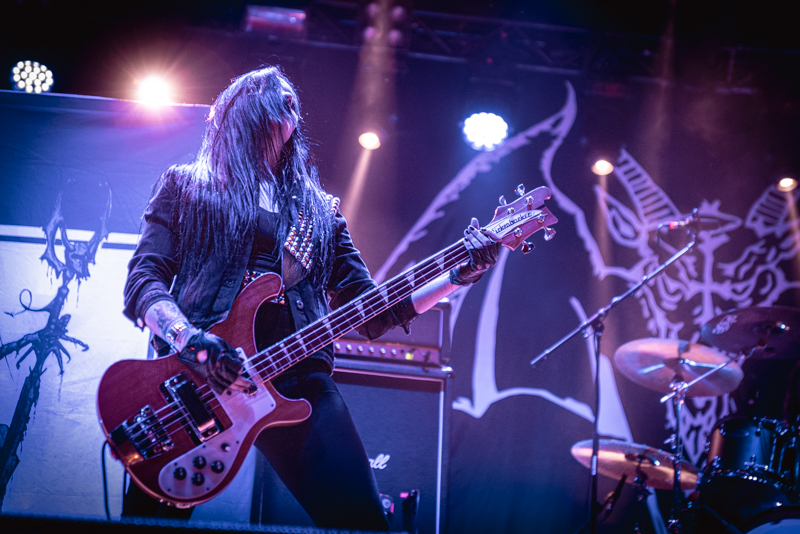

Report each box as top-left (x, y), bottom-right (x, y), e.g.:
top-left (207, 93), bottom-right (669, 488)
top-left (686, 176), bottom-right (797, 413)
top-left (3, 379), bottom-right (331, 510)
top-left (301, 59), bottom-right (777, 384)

top-left (164, 319), bottom-right (193, 351)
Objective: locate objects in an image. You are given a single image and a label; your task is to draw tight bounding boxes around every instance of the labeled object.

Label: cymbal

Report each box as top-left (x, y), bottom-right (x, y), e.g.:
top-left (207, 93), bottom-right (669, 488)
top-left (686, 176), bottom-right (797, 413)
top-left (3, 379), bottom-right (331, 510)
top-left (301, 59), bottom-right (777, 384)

top-left (571, 439), bottom-right (698, 491)
top-left (614, 338), bottom-right (742, 397)
top-left (701, 306), bottom-right (800, 358)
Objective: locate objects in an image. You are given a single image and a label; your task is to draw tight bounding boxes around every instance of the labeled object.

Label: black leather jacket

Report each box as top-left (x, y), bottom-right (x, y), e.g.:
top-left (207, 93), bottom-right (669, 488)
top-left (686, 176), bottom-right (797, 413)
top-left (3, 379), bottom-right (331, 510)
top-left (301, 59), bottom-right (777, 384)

top-left (123, 174), bottom-right (417, 370)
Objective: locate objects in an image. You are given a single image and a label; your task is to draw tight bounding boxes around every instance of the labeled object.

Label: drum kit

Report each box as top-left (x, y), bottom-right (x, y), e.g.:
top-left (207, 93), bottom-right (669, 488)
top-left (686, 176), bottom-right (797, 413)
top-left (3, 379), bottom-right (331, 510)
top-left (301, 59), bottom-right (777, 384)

top-left (570, 305), bottom-right (800, 533)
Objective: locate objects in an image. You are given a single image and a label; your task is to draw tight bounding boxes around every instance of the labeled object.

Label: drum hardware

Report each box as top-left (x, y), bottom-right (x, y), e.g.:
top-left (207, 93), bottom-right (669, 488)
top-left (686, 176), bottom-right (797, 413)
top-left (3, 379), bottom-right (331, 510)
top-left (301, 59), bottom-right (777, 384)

top-left (571, 439), bottom-right (698, 533)
top-left (700, 305), bottom-right (800, 359)
top-left (613, 338), bottom-right (744, 534)
top-left (676, 305), bottom-right (800, 530)
top-left (614, 338), bottom-right (743, 400)
top-left (533, 225), bottom-right (701, 534)
top-left (570, 439), bottom-right (699, 491)
top-left (571, 474), bottom-right (628, 533)
top-left (696, 416), bottom-right (799, 530)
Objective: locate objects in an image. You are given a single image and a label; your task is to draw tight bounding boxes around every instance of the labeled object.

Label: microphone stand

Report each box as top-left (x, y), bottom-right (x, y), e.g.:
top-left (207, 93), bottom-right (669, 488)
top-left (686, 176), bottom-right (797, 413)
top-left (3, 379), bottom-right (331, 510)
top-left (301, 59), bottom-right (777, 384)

top-left (532, 236), bottom-right (697, 534)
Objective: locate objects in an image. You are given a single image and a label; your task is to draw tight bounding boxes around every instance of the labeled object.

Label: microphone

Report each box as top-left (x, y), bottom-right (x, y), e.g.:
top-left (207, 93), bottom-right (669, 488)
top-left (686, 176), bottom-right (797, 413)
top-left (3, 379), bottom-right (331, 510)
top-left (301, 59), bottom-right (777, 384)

top-left (602, 474), bottom-right (627, 520)
top-left (658, 214), bottom-right (721, 232)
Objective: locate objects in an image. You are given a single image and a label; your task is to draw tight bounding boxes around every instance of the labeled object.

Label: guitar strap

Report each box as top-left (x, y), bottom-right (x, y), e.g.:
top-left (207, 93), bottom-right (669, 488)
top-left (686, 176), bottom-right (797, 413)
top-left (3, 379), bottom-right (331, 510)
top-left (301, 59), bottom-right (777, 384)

top-left (281, 190), bottom-right (340, 292)
top-left (281, 249), bottom-right (307, 291)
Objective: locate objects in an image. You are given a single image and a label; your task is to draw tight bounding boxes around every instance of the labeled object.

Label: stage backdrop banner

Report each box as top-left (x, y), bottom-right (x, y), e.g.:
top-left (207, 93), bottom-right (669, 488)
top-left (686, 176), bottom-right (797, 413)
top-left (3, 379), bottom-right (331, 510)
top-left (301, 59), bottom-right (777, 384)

top-left (1, 68), bottom-right (798, 534)
top-left (0, 90), bottom-right (256, 523)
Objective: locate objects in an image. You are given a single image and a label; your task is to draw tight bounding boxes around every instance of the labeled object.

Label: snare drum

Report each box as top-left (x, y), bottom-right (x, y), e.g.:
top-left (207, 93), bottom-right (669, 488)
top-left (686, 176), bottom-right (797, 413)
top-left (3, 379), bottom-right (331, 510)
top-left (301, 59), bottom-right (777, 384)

top-left (698, 416), bottom-right (798, 527)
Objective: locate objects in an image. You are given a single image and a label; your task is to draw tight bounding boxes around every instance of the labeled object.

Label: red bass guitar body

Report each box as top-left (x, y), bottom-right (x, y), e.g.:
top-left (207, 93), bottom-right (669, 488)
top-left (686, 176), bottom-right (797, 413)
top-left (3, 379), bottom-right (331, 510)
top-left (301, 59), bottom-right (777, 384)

top-left (96, 273), bottom-right (311, 508)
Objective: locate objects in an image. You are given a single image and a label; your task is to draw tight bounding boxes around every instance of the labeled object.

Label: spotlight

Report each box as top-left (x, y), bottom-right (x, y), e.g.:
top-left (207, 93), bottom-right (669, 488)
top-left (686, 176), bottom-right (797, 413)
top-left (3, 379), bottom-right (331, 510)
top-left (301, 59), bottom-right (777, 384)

top-left (591, 159), bottom-right (615, 176)
top-left (11, 60), bottom-right (53, 94)
top-left (359, 131), bottom-right (381, 150)
top-left (360, 0), bottom-right (412, 48)
top-left (137, 76), bottom-right (172, 107)
top-left (777, 177), bottom-right (798, 192)
top-left (243, 5), bottom-right (306, 36)
top-left (462, 112), bottom-right (508, 151)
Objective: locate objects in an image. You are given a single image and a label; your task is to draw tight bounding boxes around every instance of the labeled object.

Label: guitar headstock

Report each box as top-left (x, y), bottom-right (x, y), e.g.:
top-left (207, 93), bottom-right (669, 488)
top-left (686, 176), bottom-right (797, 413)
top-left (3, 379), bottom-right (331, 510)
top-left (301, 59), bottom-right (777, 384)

top-left (482, 185), bottom-right (558, 252)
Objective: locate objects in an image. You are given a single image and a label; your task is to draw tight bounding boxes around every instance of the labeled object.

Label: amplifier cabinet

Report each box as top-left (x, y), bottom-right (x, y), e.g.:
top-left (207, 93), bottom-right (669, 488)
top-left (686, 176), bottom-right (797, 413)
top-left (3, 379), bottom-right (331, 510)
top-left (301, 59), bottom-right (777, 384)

top-left (335, 301), bottom-right (451, 366)
top-left (251, 358), bottom-right (452, 534)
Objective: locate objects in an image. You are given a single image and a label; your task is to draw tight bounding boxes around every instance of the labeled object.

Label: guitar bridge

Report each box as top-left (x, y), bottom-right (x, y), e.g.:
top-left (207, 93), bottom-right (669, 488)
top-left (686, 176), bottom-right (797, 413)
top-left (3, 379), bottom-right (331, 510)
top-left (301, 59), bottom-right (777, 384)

top-left (161, 374), bottom-right (221, 444)
top-left (109, 405), bottom-right (174, 465)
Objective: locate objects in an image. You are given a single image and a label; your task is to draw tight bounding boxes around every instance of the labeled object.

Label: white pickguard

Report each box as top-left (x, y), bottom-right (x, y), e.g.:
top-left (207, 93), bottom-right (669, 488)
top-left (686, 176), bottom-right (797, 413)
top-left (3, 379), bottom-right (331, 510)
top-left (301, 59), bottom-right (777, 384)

top-left (157, 371), bottom-right (277, 502)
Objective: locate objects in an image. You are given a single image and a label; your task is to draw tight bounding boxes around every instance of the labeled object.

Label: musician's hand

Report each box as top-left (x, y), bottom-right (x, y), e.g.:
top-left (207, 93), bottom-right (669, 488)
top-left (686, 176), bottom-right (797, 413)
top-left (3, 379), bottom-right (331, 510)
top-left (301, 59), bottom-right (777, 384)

top-left (450, 217), bottom-right (501, 286)
top-left (178, 331), bottom-right (256, 395)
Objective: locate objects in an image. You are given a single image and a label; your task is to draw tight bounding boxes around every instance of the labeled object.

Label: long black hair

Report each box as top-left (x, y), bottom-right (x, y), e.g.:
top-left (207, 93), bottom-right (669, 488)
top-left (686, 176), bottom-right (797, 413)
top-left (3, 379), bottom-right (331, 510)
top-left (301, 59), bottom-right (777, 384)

top-left (161, 66), bottom-right (334, 286)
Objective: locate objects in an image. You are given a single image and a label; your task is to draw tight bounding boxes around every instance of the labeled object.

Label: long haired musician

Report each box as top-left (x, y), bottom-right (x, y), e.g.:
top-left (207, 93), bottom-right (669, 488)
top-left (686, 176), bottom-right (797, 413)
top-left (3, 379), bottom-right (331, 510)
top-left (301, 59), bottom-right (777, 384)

top-left (120, 66), bottom-right (499, 529)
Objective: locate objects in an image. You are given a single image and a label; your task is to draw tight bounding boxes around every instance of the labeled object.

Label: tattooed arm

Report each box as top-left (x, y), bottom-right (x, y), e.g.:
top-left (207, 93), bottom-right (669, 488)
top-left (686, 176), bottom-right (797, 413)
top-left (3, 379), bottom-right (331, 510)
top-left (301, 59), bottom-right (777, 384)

top-left (143, 299), bottom-right (200, 352)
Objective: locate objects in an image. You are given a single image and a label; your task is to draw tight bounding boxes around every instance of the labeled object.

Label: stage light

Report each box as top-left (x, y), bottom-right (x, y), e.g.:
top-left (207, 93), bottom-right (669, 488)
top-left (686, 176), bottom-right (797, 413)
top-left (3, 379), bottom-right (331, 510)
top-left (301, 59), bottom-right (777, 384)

top-left (11, 60), bottom-right (53, 94)
top-left (359, 131), bottom-right (381, 150)
top-left (243, 5), bottom-right (306, 36)
top-left (591, 159), bottom-right (615, 176)
top-left (462, 112), bottom-right (508, 151)
top-left (777, 177), bottom-right (798, 192)
top-left (360, 0), bottom-right (412, 48)
top-left (137, 76), bottom-right (172, 107)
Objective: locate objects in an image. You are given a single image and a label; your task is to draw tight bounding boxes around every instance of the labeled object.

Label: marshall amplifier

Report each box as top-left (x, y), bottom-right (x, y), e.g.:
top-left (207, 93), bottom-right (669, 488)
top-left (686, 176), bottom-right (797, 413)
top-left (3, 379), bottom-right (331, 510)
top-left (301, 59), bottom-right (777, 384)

top-left (251, 358), bottom-right (452, 534)
top-left (334, 301), bottom-right (451, 367)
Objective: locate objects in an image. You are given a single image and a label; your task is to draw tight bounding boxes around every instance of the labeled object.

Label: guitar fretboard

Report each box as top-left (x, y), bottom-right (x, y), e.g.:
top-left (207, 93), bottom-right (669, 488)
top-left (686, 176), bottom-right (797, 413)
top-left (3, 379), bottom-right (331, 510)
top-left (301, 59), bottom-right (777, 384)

top-left (253, 241), bottom-right (469, 380)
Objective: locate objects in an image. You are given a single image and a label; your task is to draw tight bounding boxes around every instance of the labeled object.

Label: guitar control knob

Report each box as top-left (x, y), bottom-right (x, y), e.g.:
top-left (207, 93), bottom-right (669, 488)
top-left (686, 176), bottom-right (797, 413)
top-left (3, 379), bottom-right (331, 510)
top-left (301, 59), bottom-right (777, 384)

top-left (193, 456), bottom-right (207, 469)
top-left (192, 472), bottom-right (205, 486)
top-left (173, 467), bottom-right (187, 480)
top-left (211, 461), bottom-right (225, 474)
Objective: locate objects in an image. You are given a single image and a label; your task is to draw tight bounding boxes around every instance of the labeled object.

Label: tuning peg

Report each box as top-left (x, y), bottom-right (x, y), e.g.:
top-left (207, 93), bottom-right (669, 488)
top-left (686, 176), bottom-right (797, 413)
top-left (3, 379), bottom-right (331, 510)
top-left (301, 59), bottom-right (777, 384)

top-left (544, 227), bottom-right (556, 241)
top-left (499, 195), bottom-right (507, 206)
top-left (515, 184), bottom-right (525, 197)
top-left (521, 241), bottom-right (535, 254)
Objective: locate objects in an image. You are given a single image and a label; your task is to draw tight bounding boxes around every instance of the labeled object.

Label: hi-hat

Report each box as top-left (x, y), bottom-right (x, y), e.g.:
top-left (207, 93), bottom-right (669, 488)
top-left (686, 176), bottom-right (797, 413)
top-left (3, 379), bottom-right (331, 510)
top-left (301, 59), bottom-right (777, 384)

top-left (614, 338), bottom-right (742, 397)
top-left (571, 439), bottom-right (698, 491)
top-left (701, 306), bottom-right (800, 358)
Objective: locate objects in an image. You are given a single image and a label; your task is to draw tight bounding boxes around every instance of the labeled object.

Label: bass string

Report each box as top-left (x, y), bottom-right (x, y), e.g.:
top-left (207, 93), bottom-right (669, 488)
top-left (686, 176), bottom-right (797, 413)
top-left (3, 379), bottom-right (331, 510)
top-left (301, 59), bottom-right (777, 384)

top-left (130, 240), bottom-right (472, 452)
top-left (168, 242), bottom-right (468, 431)
top-left (136, 242), bottom-right (469, 446)
top-left (245, 243), bottom-right (469, 381)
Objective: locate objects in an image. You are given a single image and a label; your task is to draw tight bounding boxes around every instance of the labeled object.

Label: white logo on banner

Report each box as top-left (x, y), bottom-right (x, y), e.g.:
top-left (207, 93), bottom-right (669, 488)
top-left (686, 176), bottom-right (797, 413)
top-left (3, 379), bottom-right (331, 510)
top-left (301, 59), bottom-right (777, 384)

top-left (378, 79), bottom-right (800, 477)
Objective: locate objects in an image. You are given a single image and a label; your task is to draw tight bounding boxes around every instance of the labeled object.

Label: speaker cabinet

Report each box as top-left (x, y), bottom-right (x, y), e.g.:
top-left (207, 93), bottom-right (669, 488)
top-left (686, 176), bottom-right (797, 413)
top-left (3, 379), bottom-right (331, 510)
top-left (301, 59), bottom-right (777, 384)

top-left (251, 358), bottom-right (451, 534)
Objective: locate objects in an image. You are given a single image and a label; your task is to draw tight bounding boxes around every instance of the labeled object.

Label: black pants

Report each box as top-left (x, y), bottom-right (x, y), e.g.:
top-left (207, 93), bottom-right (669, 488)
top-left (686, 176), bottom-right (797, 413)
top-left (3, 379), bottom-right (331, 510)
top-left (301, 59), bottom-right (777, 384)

top-left (122, 371), bottom-right (389, 531)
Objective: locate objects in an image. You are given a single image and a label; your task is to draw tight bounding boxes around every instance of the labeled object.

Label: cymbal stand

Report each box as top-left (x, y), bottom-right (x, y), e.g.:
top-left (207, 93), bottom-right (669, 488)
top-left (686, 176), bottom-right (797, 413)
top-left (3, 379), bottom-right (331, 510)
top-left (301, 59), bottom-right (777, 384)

top-left (632, 459), bottom-right (651, 534)
top-left (665, 375), bottom-right (687, 534)
top-left (658, 356), bottom-right (742, 405)
top-left (531, 237), bottom-right (697, 534)
top-left (657, 348), bottom-right (750, 533)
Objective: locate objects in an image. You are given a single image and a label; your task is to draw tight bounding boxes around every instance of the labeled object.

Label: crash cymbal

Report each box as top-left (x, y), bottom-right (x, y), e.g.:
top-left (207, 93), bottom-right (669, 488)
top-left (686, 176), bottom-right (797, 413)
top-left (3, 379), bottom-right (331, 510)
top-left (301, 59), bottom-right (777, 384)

top-left (571, 439), bottom-right (698, 491)
top-left (701, 306), bottom-right (800, 358)
top-left (614, 338), bottom-right (742, 397)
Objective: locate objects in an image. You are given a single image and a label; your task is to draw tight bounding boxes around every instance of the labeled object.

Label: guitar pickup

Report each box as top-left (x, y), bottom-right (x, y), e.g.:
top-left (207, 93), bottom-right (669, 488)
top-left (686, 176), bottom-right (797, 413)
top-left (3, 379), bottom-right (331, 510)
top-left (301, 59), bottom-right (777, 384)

top-left (162, 374), bottom-right (221, 443)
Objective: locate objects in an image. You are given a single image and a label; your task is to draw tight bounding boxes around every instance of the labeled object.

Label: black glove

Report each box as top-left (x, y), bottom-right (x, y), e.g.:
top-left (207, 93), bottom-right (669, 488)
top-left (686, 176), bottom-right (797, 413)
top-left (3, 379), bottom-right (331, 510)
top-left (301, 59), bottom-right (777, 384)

top-left (450, 217), bottom-right (501, 286)
top-left (178, 331), bottom-right (255, 395)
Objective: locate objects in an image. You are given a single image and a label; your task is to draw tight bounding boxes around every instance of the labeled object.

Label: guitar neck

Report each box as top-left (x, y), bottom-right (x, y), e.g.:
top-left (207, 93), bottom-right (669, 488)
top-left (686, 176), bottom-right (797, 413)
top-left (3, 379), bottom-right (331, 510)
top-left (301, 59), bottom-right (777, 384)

top-left (253, 240), bottom-right (469, 380)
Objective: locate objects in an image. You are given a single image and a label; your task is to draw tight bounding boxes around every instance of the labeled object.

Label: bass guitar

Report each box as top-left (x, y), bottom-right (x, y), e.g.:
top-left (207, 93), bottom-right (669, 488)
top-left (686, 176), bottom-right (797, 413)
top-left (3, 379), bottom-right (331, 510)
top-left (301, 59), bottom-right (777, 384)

top-left (97, 185), bottom-right (557, 507)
